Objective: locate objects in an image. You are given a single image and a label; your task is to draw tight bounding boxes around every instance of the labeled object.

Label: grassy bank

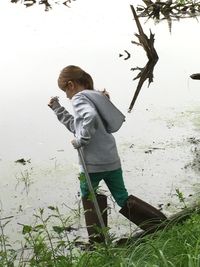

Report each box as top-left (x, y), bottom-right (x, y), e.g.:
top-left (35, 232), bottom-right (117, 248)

top-left (1, 207), bottom-right (200, 267)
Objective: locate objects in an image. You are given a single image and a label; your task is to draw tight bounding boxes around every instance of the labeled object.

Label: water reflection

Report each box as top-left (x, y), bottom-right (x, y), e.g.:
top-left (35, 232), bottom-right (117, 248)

top-left (0, 0), bottom-right (200, 241)
top-left (10, 0), bottom-right (76, 11)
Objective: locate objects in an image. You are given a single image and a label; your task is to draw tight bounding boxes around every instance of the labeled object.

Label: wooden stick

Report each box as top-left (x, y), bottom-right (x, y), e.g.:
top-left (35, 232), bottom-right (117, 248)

top-left (77, 147), bottom-right (109, 244)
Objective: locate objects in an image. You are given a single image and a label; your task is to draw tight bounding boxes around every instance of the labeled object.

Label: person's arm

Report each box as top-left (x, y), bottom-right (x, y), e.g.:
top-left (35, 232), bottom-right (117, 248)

top-left (71, 94), bottom-right (98, 148)
top-left (48, 97), bottom-right (75, 133)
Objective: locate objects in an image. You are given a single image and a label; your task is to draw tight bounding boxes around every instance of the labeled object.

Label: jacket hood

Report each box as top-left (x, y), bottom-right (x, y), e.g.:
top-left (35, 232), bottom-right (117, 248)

top-left (81, 90), bottom-right (125, 133)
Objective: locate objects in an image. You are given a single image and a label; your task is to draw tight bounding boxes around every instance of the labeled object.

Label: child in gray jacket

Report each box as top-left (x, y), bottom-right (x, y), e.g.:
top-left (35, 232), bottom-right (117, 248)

top-left (49, 65), bottom-right (129, 207)
top-left (49, 65), bottom-right (166, 243)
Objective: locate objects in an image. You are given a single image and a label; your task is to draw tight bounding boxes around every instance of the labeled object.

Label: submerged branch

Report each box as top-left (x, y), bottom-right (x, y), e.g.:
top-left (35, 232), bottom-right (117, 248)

top-left (10, 0), bottom-right (76, 10)
top-left (137, 0), bottom-right (200, 32)
top-left (128, 5), bottom-right (158, 112)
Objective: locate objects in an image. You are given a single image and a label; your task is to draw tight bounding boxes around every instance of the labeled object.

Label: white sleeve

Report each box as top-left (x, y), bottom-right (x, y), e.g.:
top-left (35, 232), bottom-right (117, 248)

top-left (72, 95), bottom-right (98, 146)
top-left (53, 106), bottom-right (75, 134)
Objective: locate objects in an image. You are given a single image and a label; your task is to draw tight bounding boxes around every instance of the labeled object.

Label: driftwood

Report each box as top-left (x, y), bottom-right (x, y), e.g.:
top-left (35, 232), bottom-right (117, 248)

top-left (167, 203), bottom-right (200, 225)
top-left (128, 5), bottom-right (158, 112)
top-left (116, 203), bottom-right (200, 245)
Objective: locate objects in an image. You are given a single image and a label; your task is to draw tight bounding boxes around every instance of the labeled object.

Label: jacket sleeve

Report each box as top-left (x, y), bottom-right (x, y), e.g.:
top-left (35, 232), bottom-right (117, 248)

top-left (53, 106), bottom-right (75, 134)
top-left (72, 95), bottom-right (98, 147)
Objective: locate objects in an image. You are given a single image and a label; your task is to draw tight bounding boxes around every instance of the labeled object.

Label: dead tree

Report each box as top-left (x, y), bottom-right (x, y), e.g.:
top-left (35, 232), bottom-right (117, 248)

top-left (128, 5), bottom-right (158, 112)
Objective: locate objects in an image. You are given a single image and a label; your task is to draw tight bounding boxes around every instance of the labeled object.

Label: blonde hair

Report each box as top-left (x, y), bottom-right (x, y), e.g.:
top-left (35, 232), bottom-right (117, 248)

top-left (58, 65), bottom-right (94, 91)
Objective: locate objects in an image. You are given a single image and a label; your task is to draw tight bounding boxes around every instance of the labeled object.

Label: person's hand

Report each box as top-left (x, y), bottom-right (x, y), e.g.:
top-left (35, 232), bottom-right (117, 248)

top-left (100, 89), bottom-right (110, 99)
top-left (71, 139), bottom-right (81, 149)
top-left (48, 96), bottom-right (60, 109)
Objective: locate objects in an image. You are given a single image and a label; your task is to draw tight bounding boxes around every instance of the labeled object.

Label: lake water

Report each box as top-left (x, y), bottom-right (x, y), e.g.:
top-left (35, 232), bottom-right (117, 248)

top-left (1, 0), bottom-right (200, 243)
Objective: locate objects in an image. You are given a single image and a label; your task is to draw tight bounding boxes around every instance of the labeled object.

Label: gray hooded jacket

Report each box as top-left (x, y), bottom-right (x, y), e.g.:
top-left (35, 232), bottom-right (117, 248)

top-left (52, 90), bottom-right (125, 173)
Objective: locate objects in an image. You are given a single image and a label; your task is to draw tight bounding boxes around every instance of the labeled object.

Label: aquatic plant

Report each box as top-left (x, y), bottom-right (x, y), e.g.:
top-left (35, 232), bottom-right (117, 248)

top-left (15, 169), bottom-right (33, 195)
top-left (175, 188), bottom-right (188, 209)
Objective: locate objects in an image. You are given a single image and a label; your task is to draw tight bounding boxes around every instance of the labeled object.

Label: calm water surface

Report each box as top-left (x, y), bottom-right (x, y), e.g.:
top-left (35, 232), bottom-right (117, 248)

top-left (0, 0), bottom-right (200, 241)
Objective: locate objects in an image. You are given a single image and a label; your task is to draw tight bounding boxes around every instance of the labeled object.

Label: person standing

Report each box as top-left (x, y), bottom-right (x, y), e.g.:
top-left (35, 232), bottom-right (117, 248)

top-left (48, 65), bottom-right (166, 243)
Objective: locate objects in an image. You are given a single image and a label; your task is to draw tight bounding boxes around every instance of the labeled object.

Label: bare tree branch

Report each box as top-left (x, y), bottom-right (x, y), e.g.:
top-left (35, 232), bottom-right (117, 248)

top-left (128, 5), bottom-right (158, 112)
top-left (10, 0), bottom-right (76, 11)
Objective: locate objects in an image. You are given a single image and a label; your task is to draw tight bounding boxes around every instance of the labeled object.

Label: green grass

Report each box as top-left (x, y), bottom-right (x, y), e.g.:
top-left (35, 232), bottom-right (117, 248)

top-left (75, 213), bottom-right (200, 267)
top-left (1, 208), bottom-right (200, 267)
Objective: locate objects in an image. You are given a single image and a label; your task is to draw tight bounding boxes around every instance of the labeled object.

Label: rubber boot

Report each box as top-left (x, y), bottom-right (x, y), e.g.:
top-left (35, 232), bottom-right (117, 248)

top-left (82, 194), bottom-right (108, 243)
top-left (119, 195), bottom-right (167, 233)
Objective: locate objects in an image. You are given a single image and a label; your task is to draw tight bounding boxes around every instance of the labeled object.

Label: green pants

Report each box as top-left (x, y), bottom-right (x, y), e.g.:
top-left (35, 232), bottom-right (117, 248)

top-left (79, 168), bottom-right (128, 207)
